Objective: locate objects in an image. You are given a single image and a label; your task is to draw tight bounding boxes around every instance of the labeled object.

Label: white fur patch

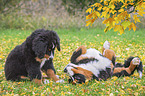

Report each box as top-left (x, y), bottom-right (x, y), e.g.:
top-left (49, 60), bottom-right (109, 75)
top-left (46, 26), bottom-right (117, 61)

top-left (138, 70), bottom-right (142, 78)
top-left (103, 40), bottom-right (110, 49)
top-left (132, 57), bottom-right (140, 65)
top-left (40, 58), bottom-right (47, 68)
top-left (66, 66), bottom-right (74, 76)
top-left (56, 79), bottom-right (64, 83)
top-left (52, 43), bottom-right (55, 49)
top-left (49, 51), bottom-right (54, 59)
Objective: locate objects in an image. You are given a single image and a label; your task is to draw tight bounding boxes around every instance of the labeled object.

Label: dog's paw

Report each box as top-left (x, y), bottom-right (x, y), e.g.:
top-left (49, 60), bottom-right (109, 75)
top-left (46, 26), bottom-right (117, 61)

top-left (56, 75), bottom-right (59, 78)
top-left (43, 79), bottom-right (50, 84)
top-left (56, 79), bottom-right (64, 83)
top-left (103, 41), bottom-right (110, 50)
top-left (132, 57), bottom-right (140, 65)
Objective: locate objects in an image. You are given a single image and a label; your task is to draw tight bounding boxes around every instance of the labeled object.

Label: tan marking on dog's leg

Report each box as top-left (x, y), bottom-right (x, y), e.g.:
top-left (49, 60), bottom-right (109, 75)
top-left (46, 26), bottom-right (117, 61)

top-left (45, 69), bottom-right (59, 82)
top-left (129, 60), bottom-right (138, 71)
top-left (35, 57), bottom-right (42, 62)
top-left (44, 54), bottom-right (50, 59)
top-left (103, 49), bottom-right (116, 61)
top-left (76, 45), bottom-right (87, 54)
top-left (113, 67), bottom-right (126, 73)
top-left (113, 67), bottom-right (132, 74)
top-left (76, 56), bottom-right (89, 62)
top-left (33, 79), bottom-right (42, 85)
top-left (113, 59), bottom-right (138, 74)
top-left (20, 76), bottom-right (30, 80)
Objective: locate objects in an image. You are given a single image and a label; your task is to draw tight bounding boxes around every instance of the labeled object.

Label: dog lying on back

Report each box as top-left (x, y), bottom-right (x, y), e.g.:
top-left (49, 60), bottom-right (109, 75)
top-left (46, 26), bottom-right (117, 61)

top-left (64, 41), bottom-right (143, 84)
top-left (5, 29), bottom-right (61, 85)
top-left (64, 45), bottom-right (113, 84)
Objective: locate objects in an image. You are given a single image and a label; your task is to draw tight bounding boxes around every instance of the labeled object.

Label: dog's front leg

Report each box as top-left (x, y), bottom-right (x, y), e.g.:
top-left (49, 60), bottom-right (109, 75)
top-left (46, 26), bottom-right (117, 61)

top-left (45, 69), bottom-right (59, 82)
top-left (41, 59), bottom-right (59, 82)
top-left (26, 64), bottom-right (43, 85)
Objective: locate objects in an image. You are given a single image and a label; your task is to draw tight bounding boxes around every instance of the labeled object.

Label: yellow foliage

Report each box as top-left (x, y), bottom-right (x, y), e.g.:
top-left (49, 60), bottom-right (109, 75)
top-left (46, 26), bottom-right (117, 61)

top-left (86, 0), bottom-right (145, 34)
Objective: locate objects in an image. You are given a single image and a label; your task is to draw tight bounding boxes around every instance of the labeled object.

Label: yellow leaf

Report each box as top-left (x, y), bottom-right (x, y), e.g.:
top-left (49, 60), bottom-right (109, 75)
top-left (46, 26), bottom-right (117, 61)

top-left (103, 19), bottom-right (109, 24)
top-left (132, 22), bottom-right (136, 31)
top-left (86, 22), bottom-right (91, 26)
top-left (111, 76), bottom-right (118, 81)
top-left (86, 19), bottom-right (96, 26)
top-left (128, 3), bottom-right (134, 5)
top-left (138, 11), bottom-right (145, 16)
top-left (119, 27), bottom-right (124, 35)
top-left (103, 18), bottom-right (115, 25)
top-left (121, 21), bottom-right (131, 30)
top-left (93, 3), bottom-right (102, 7)
top-left (114, 25), bottom-right (124, 34)
top-left (104, 1), bottom-right (108, 5)
top-left (110, 10), bottom-right (117, 14)
top-left (109, 4), bottom-right (115, 9)
top-left (95, 11), bottom-right (100, 17)
top-left (118, 8), bottom-right (124, 12)
top-left (98, 7), bottom-right (102, 11)
top-left (86, 8), bottom-right (92, 13)
top-left (114, 25), bottom-right (120, 32)
top-left (104, 26), bottom-right (109, 33)
top-left (86, 13), bottom-right (93, 20)
top-left (128, 23), bottom-right (132, 31)
top-left (133, 15), bottom-right (140, 23)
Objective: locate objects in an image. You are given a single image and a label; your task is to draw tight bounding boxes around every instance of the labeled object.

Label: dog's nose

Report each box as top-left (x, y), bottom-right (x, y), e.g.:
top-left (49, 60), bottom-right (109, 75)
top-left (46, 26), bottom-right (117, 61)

top-left (49, 56), bottom-right (53, 59)
top-left (64, 64), bottom-right (71, 73)
top-left (64, 67), bottom-right (67, 73)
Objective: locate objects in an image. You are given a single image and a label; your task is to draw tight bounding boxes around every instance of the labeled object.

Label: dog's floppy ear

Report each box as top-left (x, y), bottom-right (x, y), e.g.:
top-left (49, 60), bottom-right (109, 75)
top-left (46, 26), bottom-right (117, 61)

top-left (32, 37), bottom-right (47, 59)
top-left (56, 35), bottom-right (60, 51)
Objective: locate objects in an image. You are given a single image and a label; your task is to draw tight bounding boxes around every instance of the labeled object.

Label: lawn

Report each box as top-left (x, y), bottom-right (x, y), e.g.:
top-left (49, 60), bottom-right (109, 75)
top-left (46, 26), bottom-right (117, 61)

top-left (0, 28), bottom-right (145, 95)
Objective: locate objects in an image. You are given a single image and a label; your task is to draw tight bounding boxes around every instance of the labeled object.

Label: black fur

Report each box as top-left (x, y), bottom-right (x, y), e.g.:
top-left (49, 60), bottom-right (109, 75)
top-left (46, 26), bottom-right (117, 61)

top-left (70, 49), bottom-right (82, 64)
top-left (4, 29), bottom-right (60, 81)
top-left (111, 56), bottom-right (116, 66)
top-left (69, 74), bottom-right (86, 84)
top-left (113, 70), bottom-right (130, 77)
top-left (70, 48), bottom-right (99, 64)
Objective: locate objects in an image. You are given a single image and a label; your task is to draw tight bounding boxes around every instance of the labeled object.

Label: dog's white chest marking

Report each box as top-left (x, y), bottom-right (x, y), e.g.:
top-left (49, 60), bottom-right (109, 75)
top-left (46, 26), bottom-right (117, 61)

top-left (49, 51), bottom-right (54, 59)
top-left (52, 43), bottom-right (55, 49)
top-left (40, 58), bottom-right (47, 68)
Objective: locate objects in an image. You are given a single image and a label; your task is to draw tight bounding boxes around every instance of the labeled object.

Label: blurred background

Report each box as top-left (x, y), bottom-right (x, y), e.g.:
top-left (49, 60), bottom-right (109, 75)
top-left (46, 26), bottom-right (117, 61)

top-left (0, 0), bottom-right (145, 30)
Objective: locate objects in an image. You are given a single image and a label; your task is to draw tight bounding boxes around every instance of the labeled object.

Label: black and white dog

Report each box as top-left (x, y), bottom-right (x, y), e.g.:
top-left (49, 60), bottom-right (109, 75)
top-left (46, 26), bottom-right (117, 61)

top-left (5, 29), bottom-right (62, 85)
top-left (64, 41), bottom-right (143, 84)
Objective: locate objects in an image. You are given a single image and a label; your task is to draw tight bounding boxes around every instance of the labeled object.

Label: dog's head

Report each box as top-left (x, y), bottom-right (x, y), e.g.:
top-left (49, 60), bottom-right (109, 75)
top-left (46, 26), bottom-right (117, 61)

top-left (64, 63), bottom-right (93, 84)
top-left (30, 29), bottom-right (60, 59)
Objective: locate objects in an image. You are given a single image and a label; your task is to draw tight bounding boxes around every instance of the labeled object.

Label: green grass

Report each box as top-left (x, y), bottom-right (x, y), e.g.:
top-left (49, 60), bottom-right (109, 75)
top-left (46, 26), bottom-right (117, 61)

top-left (0, 28), bottom-right (145, 95)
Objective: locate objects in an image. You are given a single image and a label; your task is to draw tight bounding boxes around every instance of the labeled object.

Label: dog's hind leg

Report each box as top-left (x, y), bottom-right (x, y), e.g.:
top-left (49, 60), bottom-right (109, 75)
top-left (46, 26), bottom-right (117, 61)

top-left (70, 45), bottom-right (87, 64)
top-left (102, 41), bottom-right (116, 66)
top-left (113, 57), bottom-right (141, 77)
top-left (102, 41), bottom-right (110, 54)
